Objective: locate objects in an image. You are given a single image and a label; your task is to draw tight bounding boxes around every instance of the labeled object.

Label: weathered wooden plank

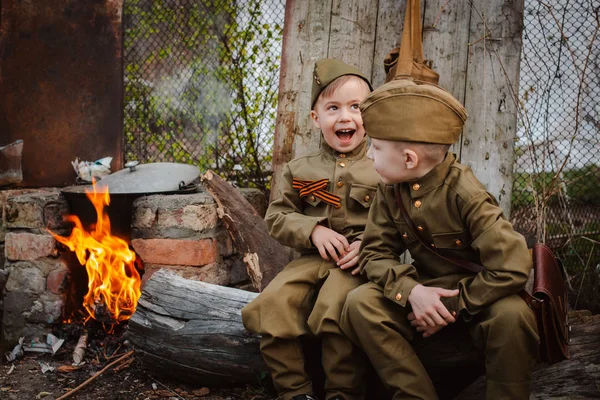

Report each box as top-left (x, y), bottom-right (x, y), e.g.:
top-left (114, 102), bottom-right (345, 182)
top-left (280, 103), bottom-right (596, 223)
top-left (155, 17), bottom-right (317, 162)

top-left (422, 0), bottom-right (472, 156)
top-left (370, 0), bottom-right (406, 88)
top-left (460, 0), bottom-right (524, 215)
top-left (328, 0), bottom-right (378, 79)
top-left (271, 0), bottom-right (333, 201)
top-left (287, 0), bottom-right (334, 159)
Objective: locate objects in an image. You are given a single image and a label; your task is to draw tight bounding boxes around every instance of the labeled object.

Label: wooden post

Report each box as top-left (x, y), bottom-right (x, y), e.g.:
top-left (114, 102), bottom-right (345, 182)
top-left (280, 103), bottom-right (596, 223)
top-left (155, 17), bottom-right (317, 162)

top-left (459, 0), bottom-right (524, 214)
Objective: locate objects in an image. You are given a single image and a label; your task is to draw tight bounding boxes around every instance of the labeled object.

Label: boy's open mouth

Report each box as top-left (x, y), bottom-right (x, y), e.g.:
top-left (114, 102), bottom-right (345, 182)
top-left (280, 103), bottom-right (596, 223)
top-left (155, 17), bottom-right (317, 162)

top-left (336, 129), bottom-right (356, 143)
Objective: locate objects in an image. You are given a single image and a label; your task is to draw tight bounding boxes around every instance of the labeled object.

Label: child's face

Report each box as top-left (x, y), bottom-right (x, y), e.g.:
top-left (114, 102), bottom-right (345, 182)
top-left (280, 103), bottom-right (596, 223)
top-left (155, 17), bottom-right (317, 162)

top-left (310, 77), bottom-right (370, 153)
top-left (367, 138), bottom-right (414, 184)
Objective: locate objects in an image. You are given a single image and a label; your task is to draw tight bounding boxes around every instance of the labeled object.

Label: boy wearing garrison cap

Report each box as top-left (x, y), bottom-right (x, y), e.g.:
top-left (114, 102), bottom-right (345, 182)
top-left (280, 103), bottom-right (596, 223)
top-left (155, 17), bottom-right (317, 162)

top-left (242, 59), bottom-right (380, 400)
top-left (339, 79), bottom-right (539, 399)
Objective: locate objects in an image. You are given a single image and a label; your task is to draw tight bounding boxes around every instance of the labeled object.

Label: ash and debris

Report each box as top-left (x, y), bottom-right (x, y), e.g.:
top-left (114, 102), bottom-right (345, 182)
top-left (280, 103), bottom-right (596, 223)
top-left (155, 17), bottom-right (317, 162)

top-left (1, 319), bottom-right (276, 400)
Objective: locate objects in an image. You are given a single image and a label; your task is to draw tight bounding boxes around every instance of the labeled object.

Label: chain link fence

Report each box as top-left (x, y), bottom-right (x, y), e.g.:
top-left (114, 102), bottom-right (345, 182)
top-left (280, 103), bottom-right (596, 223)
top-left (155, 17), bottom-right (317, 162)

top-left (512, 0), bottom-right (600, 311)
top-left (123, 0), bottom-right (285, 195)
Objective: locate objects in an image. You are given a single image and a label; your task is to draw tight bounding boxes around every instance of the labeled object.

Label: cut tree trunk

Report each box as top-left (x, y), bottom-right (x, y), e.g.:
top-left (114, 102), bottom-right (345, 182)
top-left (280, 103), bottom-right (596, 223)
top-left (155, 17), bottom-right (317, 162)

top-left (127, 270), bottom-right (600, 399)
top-left (125, 269), bottom-right (266, 386)
top-left (200, 170), bottom-right (288, 291)
top-left (454, 310), bottom-right (600, 400)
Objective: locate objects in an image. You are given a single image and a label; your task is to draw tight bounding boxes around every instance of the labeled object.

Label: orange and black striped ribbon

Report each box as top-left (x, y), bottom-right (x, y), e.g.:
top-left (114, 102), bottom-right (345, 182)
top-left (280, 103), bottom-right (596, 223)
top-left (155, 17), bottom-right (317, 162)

top-left (292, 178), bottom-right (341, 208)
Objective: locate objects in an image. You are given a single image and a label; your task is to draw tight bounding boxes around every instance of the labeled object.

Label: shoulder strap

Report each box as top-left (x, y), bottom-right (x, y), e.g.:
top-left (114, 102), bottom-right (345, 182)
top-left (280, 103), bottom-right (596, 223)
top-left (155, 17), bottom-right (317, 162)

top-left (393, 184), bottom-right (485, 274)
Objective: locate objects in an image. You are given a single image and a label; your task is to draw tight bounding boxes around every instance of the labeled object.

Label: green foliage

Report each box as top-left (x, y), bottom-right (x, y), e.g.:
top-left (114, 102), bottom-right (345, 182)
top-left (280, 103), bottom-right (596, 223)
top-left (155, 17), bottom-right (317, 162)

top-left (512, 164), bottom-right (600, 312)
top-left (123, 0), bottom-right (283, 194)
top-left (511, 164), bottom-right (600, 209)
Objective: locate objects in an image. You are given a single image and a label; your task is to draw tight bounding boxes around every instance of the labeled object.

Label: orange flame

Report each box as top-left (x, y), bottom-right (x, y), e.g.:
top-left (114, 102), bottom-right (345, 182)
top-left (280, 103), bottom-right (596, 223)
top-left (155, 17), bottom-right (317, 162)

top-left (51, 183), bottom-right (141, 323)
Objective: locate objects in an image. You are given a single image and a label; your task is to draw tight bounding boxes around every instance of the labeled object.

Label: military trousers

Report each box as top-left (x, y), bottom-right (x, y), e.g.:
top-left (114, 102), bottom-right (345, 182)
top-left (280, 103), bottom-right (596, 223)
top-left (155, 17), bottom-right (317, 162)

top-left (340, 282), bottom-right (539, 400)
top-left (242, 254), bottom-right (366, 400)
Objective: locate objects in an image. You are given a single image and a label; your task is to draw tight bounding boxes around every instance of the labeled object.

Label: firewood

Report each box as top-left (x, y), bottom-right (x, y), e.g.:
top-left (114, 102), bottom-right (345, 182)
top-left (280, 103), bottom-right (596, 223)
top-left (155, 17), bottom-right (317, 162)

top-left (125, 269), bottom-right (265, 387)
top-left (200, 170), bottom-right (288, 291)
top-left (72, 330), bottom-right (88, 364)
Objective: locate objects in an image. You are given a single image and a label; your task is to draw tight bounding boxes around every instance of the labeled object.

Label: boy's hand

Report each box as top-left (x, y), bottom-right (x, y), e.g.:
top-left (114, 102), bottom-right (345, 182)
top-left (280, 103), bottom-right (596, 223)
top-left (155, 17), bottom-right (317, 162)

top-left (408, 312), bottom-right (453, 338)
top-left (310, 225), bottom-right (350, 262)
top-left (337, 240), bottom-right (362, 275)
top-left (407, 284), bottom-right (458, 328)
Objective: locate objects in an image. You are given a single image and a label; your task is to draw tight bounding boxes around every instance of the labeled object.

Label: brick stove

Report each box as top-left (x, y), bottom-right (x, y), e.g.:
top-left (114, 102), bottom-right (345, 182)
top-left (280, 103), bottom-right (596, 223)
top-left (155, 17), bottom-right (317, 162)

top-left (0, 187), bottom-right (265, 350)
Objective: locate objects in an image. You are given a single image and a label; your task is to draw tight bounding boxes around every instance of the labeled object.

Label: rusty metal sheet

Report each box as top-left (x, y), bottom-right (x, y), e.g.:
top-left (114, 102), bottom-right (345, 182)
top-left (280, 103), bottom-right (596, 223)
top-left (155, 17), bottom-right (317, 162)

top-left (0, 0), bottom-right (124, 187)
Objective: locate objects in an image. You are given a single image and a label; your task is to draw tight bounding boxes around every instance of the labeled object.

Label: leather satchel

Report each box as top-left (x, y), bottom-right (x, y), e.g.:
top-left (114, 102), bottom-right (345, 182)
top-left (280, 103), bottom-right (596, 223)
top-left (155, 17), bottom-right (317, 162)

top-left (393, 185), bottom-right (570, 364)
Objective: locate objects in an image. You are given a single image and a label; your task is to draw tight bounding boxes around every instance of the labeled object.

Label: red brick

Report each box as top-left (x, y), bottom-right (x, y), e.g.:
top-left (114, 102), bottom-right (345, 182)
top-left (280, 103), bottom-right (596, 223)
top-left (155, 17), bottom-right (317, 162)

top-left (5, 232), bottom-right (57, 261)
top-left (131, 238), bottom-right (218, 266)
top-left (47, 266), bottom-right (69, 294)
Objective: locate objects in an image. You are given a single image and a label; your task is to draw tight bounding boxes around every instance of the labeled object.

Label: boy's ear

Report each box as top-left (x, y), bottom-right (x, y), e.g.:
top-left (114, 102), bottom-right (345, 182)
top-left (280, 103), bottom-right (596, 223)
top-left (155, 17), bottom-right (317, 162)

top-left (310, 109), bottom-right (321, 129)
top-left (404, 148), bottom-right (419, 170)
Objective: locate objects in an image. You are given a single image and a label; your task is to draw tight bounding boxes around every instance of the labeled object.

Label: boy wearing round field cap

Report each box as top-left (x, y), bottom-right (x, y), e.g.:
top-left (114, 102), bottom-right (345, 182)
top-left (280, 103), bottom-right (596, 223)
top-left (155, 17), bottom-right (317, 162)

top-left (242, 59), bottom-right (380, 400)
top-left (339, 77), bottom-right (540, 399)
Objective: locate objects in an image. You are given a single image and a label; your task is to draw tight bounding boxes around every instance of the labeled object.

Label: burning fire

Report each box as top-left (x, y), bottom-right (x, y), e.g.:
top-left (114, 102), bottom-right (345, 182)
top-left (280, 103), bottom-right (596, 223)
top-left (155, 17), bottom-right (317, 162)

top-left (51, 183), bottom-right (141, 323)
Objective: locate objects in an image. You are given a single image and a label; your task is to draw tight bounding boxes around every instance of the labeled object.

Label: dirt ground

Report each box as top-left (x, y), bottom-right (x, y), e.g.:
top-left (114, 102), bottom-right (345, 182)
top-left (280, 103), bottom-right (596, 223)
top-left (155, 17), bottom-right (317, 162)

top-left (0, 322), bottom-right (277, 400)
top-left (0, 355), bottom-right (276, 400)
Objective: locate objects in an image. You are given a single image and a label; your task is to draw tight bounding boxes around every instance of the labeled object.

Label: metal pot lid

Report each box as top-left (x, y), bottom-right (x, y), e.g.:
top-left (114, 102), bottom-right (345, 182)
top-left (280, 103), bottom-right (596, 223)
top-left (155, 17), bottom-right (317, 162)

top-left (63, 162), bottom-right (200, 195)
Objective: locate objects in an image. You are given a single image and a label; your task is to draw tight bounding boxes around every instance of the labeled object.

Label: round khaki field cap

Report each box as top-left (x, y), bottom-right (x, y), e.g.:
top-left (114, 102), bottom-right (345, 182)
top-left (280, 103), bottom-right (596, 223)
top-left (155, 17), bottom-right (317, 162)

top-left (360, 79), bottom-right (467, 144)
top-left (311, 59), bottom-right (372, 108)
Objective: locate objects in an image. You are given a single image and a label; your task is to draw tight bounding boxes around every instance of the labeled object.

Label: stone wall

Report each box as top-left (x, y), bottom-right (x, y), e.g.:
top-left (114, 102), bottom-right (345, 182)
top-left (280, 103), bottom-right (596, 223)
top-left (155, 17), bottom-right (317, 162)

top-left (0, 188), bottom-right (70, 348)
top-left (0, 186), bottom-right (265, 349)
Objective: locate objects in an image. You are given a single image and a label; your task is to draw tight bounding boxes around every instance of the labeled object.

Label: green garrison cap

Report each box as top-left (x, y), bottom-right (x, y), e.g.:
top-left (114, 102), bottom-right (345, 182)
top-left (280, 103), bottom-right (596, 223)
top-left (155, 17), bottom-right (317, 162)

top-left (311, 59), bottom-right (372, 108)
top-left (360, 79), bottom-right (467, 144)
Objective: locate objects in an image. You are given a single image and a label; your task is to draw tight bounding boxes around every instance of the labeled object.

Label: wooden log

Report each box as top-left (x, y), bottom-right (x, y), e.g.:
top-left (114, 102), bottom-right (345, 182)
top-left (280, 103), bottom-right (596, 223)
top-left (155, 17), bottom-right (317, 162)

top-left (200, 170), bottom-right (288, 291)
top-left (455, 311), bottom-right (600, 400)
top-left (125, 269), bottom-right (266, 386)
top-left (127, 270), bottom-right (600, 399)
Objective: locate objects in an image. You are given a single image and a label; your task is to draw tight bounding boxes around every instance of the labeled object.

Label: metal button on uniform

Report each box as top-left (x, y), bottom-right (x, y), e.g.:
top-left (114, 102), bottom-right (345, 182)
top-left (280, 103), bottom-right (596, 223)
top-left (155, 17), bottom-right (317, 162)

top-left (309, 195), bottom-right (316, 202)
top-left (455, 239), bottom-right (462, 246)
top-left (364, 195), bottom-right (370, 202)
top-left (412, 183), bottom-right (421, 191)
top-left (338, 153), bottom-right (346, 158)
top-left (414, 200), bottom-right (422, 208)
top-left (337, 180), bottom-right (344, 188)
top-left (339, 162), bottom-right (346, 168)
top-left (417, 226), bottom-right (424, 232)
top-left (402, 232), bottom-right (409, 239)
top-left (395, 293), bottom-right (402, 301)
top-left (431, 243), bottom-right (435, 248)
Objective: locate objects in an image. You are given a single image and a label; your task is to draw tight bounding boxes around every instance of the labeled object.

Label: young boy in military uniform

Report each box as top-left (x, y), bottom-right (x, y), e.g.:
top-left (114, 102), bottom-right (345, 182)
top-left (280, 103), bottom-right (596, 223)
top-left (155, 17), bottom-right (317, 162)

top-left (339, 79), bottom-right (540, 400)
top-left (242, 59), bottom-right (381, 400)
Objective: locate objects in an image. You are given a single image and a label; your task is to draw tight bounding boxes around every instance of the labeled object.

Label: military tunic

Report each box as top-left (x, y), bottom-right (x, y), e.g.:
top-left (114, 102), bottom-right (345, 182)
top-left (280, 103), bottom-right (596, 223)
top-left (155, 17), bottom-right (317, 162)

top-left (242, 139), bottom-right (380, 400)
top-left (340, 152), bottom-right (539, 400)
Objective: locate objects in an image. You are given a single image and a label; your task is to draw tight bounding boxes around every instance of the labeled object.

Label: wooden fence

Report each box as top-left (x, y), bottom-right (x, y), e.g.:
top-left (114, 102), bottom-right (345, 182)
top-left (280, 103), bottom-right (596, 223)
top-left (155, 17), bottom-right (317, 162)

top-left (271, 0), bottom-right (525, 216)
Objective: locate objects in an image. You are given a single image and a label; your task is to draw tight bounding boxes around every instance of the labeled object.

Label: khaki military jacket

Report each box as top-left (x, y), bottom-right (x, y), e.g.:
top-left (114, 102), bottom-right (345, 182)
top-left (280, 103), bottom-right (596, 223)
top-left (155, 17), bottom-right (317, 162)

top-left (266, 139), bottom-right (380, 253)
top-left (360, 152), bottom-right (532, 317)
